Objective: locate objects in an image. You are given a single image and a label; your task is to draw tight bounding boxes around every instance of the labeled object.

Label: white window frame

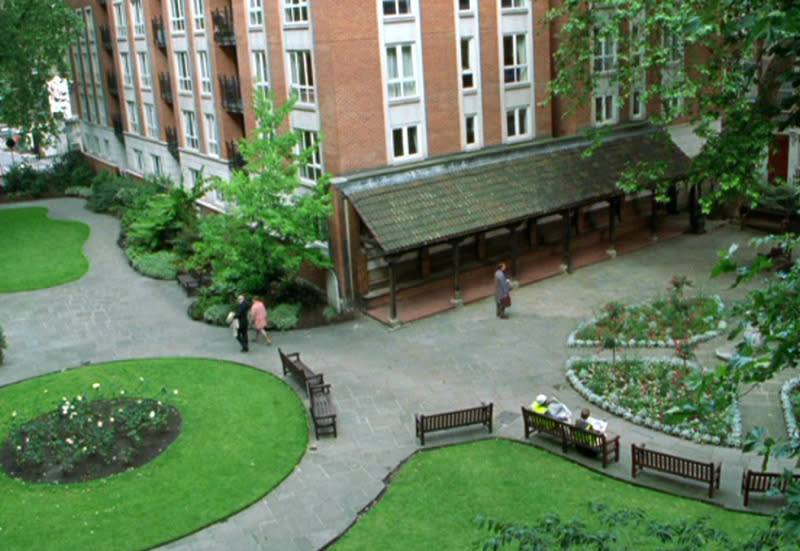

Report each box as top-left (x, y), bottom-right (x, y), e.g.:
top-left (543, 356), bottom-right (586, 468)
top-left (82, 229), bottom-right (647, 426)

top-left (176, 52), bottom-right (192, 92)
top-left (132, 1), bottom-right (145, 36)
top-left (592, 28), bottom-right (616, 74)
top-left (144, 103), bottom-right (158, 137)
top-left (127, 100), bottom-right (139, 134)
top-left (252, 50), bottom-right (270, 91)
top-left (120, 52), bottom-right (133, 87)
top-left (138, 51), bottom-right (152, 89)
top-left (297, 130), bottom-right (322, 182)
top-left (460, 37), bottom-right (475, 90)
top-left (459, 0), bottom-right (473, 12)
top-left (501, 0), bottom-right (526, 9)
top-left (249, 0), bottom-right (263, 27)
top-left (630, 19), bottom-right (646, 120)
top-left (503, 33), bottom-right (528, 84)
top-left (133, 148), bottom-right (144, 171)
top-left (506, 106), bottom-right (529, 139)
top-left (465, 114), bottom-right (478, 147)
top-left (386, 44), bottom-right (417, 99)
top-left (193, 0), bottom-right (205, 31)
top-left (151, 154), bottom-right (162, 174)
top-left (288, 50), bottom-right (315, 104)
top-left (114, 2), bottom-right (128, 39)
top-left (391, 124), bottom-right (420, 160)
top-left (205, 113), bottom-right (219, 156)
top-left (183, 110), bottom-right (198, 149)
top-left (594, 94), bottom-right (615, 125)
top-left (383, 0), bottom-right (411, 17)
top-left (284, 0), bottom-right (309, 23)
top-left (170, 0), bottom-right (186, 32)
top-left (198, 51), bottom-right (212, 94)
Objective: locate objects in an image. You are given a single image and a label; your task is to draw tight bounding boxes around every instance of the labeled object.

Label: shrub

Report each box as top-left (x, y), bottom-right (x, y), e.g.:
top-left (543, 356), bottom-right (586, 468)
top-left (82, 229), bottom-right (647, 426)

top-left (64, 186), bottom-right (92, 198)
top-left (86, 170), bottom-right (126, 213)
top-left (270, 303), bottom-right (301, 330)
top-left (270, 278), bottom-right (323, 307)
top-left (203, 303), bottom-right (233, 325)
top-left (129, 250), bottom-right (178, 280)
top-left (0, 323), bottom-right (6, 364)
top-left (2, 163), bottom-right (38, 194)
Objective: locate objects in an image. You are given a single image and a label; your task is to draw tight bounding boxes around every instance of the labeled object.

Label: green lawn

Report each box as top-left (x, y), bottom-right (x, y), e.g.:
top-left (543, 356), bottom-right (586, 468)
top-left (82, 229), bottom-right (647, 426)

top-left (0, 206), bottom-right (90, 292)
top-left (0, 358), bottom-right (308, 551)
top-left (331, 439), bottom-right (769, 551)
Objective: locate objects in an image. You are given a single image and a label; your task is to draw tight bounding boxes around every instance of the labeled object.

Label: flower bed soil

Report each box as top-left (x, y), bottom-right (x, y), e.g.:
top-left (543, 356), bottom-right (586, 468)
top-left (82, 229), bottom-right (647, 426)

top-left (0, 398), bottom-right (182, 484)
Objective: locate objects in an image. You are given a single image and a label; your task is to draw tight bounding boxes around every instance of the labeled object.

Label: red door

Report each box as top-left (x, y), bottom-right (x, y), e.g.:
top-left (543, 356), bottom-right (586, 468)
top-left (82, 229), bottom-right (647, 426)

top-left (768, 134), bottom-right (790, 185)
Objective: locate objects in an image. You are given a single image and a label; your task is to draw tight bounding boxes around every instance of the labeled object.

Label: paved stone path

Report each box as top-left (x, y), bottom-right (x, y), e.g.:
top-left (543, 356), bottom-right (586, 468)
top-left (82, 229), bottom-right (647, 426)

top-left (1, 198), bottom-right (798, 551)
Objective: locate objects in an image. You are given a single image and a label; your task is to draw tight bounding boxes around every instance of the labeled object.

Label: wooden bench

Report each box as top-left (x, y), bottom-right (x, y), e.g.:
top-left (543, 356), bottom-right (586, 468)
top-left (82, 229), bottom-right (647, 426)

top-left (741, 469), bottom-right (800, 506)
top-left (415, 403), bottom-right (493, 445)
top-left (631, 443), bottom-right (721, 498)
top-left (177, 273), bottom-right (200, 296)
top-left (308, 379), bottom-right (337, 439)
top-left (521, 406), bottom-right (571, 452)
top-left (278, 348), bottom-right (321, 394)
top-left (566, 424), bottom-right (620, 469)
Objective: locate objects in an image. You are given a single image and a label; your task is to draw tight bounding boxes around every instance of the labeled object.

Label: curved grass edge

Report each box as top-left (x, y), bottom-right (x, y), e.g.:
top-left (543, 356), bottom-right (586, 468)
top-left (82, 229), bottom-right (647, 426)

top-left (0, 357), bottom-right (309, 551)
top-left (0, 206), bottom-right (91, 293)
top-left (566, 356), bottom-right (743, 447)
top-left (567, 295), bottom-right (727, 348)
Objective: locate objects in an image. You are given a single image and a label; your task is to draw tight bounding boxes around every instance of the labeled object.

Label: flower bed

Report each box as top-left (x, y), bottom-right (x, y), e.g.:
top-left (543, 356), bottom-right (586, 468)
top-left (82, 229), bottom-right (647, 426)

top-left (780, 376), bottom-right (800, 440)
top-left (567, 356), bottom-right (742, 446)
top-left (568, 295), bottom-right (726, 348)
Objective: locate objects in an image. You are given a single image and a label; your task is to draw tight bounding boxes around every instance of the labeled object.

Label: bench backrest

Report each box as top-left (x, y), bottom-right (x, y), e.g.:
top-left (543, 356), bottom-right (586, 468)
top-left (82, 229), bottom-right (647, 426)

top-left (745, 470), bottom-right (800, 492)
top-left (569, 425), bottom-right (605, 447)
top-left (522, 407), bottom-right (568, 434)
top-left (632, 444), bottom-right (715, 481)
top-left (421, 404), bottom-right (492, 431)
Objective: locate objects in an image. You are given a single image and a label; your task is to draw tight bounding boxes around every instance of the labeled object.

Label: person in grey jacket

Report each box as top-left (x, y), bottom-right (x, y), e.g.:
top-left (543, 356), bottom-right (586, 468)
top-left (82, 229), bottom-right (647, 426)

top-left (495, 261), bottom-right (511, 318)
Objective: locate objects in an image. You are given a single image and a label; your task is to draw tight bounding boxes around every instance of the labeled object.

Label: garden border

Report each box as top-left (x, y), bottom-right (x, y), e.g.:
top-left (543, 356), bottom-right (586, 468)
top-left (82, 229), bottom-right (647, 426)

top-left (780, 376), bottom-right (800, 440)
top-left (567, 295), bottom-right (727, 349)
top-left (566, 356), bottom-right (743, 447)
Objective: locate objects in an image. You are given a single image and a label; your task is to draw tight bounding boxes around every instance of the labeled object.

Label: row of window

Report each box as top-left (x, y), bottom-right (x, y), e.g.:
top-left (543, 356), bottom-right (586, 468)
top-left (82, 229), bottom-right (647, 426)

top-left (165, 0), bottom-right (310, 36)
top-left (383, 0), bottom-right (527, 17)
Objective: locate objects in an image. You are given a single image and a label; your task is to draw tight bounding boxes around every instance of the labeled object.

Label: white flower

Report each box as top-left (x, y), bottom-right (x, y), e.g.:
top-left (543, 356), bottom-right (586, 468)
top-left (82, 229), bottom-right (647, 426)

top-left (76, 395), bottom-right (83, 401)
top-left (139, 377), bottom-right (144, 382)
top-left (92, 383), bottom-right (101, 389)
top-left (97, 421), bottom-right (103, 428)
top-left (11, 411), bottom-right (17, 417)
top-left (65, 438), bottom-right (74, 445)
top-left (120, 390), bottom-right (126, 395)
top-left (149, 411), bottom-right (155, 419)
top-left (173, 389), bottom-right (179, 395)
top-left (109, 416), bottom-right (115, 422)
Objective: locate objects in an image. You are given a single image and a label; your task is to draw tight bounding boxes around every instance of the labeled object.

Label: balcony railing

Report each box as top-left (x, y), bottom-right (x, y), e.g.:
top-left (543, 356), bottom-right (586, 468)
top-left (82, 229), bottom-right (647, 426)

top-left (112, 114), bottom-right (124, 139)
top-left (152, 16), bottom-right (167, 50)
top-left (99, 24), bottom-right (112, 51)
top-left (219, 75), bottom-right (243, 113)
top-left (106, 71), bottom-right (119, 96)
top-left (226, 140), bottom-right (246, 169)
top-left (166, 126), bottom-right (179, 159)
top-left (158, 72), bottom-right (173, 104)
top-left (212, 4), bottom-right (236, 46)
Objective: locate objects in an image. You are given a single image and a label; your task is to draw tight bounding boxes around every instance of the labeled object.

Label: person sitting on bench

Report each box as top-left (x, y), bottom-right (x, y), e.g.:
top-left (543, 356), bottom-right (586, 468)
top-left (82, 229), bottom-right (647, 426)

top-left (531, 394), bottom-right (572, 423)
top-left (575, 408), bottom-right (608, 433)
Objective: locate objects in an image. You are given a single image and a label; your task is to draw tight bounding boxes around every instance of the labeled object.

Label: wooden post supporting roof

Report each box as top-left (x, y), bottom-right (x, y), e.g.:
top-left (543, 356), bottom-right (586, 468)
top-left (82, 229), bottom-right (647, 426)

top-left (563, 209), bottom-right (573, 273)
top-left (387, 255), bottom-right (398, 323)
top-left (451, 239), bottom-right (463, 304)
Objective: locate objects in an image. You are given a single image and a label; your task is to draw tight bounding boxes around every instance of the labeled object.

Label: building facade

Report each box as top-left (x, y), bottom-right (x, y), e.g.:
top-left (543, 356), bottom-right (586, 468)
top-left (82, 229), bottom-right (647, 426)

top-left (67, 0), bottom-right (698, 321)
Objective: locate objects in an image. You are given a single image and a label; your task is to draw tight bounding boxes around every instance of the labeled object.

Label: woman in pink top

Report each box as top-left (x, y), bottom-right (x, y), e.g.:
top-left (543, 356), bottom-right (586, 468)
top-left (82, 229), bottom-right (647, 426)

top-left (250, 296), bottom-right (273, 345)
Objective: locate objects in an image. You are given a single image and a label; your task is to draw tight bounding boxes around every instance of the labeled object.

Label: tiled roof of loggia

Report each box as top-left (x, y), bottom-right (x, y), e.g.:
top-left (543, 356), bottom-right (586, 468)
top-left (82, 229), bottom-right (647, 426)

top-left (337, 128), bottom-right (691, 255)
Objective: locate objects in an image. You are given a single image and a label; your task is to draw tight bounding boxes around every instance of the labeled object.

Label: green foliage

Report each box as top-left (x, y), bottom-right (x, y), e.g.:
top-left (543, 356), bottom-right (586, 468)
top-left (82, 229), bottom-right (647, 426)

top-left (127, 249), bottom-right (179, 280)
top-left (64, 186), bottom-right (92, 198)
top-left (2, 163), bottom-right (39, 194)
top-left (0, 323), bottom-right (6, 364)
top-left (86, 171), bottom-right (138, 214)
top-left (269, 303), bottom-right (301, 330)
top-left (203, 303), bottom-right (233, 325)
top-left (271, 277), bottom-right (323, 307)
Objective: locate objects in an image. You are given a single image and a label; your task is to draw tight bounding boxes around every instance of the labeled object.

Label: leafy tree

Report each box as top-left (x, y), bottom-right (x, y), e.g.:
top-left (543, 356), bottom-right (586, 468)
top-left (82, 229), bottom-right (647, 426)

top-left (546, 0), bottom-right (800, 209)
top-left (0, 0), bottom-right (82, 151)
top-left (211, 89), bottom-right (332, 288)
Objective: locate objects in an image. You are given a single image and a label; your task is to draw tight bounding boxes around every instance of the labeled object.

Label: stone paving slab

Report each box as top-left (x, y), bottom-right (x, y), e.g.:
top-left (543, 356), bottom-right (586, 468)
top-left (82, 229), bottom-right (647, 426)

top-left (0, 199), bottom-right (796, 551)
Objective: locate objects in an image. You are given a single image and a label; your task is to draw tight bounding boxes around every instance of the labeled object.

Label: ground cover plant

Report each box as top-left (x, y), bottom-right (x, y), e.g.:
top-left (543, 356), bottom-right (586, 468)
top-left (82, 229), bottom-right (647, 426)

top-left (0, 358), bottom-right (308, 551)
top-left (569, 276), bottom-right (725, 348)
top-left (330, 439), bottom-right (769, 551)
top-left (567, 357), bottom-right (740, 446)
top-left (0, 206), bottom-right (89, 292)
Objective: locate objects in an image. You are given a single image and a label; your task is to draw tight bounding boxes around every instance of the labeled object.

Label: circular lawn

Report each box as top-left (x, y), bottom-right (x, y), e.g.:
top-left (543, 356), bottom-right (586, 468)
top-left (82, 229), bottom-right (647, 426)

top-left (0, 358), bottom-right (308, 551)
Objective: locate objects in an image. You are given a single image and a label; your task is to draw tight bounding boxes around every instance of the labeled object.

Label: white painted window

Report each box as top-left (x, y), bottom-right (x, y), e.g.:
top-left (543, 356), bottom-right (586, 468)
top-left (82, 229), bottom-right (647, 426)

top-left (298, 130), bottom-right (322, 181)
top-left (284, 0), bottom-right (309, 23)
top-left (120, 52), bottom-right (133, 87)
top-left (170, 0), bottom-right (186, 32)
top-left (503, 33), bottom-right (528, 84)
top-left (383, 0), bottom-right (411, 16)
top-left (630, 19), bottom-right (646, 120)
top-left (151, 154), bottom-right (162, 174)
top-left (198, 51), bottom-right (212, 94)
top-left (252, 50), bottom-right (270, 91)
top-left (506, 106), bottom-right (528, 138)
top-left (460, 37), bottom-right (474, 89)
top-left (176, 52), bottom-right (192, 92)
top-left (249, 0), bottom-right (263, 27)
top-left (134, 148), bottom-right (144, 171)
top-left (459, 0), bottom-right (472, 11)
top-left (594, 94), bottom-right (615, 125)
top-left (501, 0), bottom-right (526, 8)
top-left (193, 0), bottom-right (205, 31)
top-left (144, 103), bottom-right (158, 137)
top-left (465, 114), bottom-right (477, 146)
top-left (127, 100), bottom-right (139, 134)
top-left (386, 44), bottom-right (416, 99)
top-left (288, 50), bottom-right (315, 104)
top-left (593, 28), bottom-right (616, 74)
top-left (183, 110), bottom-right (198, 149)
top-left (392, 124), bottom-right (419, 159)
top-left (138, 52), bottom-right (151, 88)
top-left (132, 1), bottom-right (145, 36)
top-left (205, 113), bottom-right (219, 156)
top-left (114, 2), bottom-right (128, 38)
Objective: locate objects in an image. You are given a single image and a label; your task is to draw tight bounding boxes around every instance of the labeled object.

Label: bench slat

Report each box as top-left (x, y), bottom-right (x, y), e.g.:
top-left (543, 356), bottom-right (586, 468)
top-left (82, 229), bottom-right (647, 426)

top-left (415, 404), bottom-right (493, 445)
top-left (632, 444), bottom-right (720, 498)
top-left (742, 470), bottom-right (800, 506)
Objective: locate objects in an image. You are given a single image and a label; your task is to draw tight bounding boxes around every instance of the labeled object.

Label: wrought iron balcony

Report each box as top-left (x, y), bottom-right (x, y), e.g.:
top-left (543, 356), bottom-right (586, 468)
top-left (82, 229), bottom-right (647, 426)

top-left (219, 75), bottom-right (243, 113)
top-left (212, 4), bottom-right (236, 46)
top-left (106, 71), bottom-right (119, 96)
top-left (158, 72), bottom-right (173, 104)
top-left (99, 24), bottom-right (112, 51)
top-left (112, 114), bottom-right (124, 139)
top-left (152, 17), bottom-right (167, 50)
top-left (226, 140), bottom-right (246, 169)
top-left (166, 126), bottom-right (179, 159)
